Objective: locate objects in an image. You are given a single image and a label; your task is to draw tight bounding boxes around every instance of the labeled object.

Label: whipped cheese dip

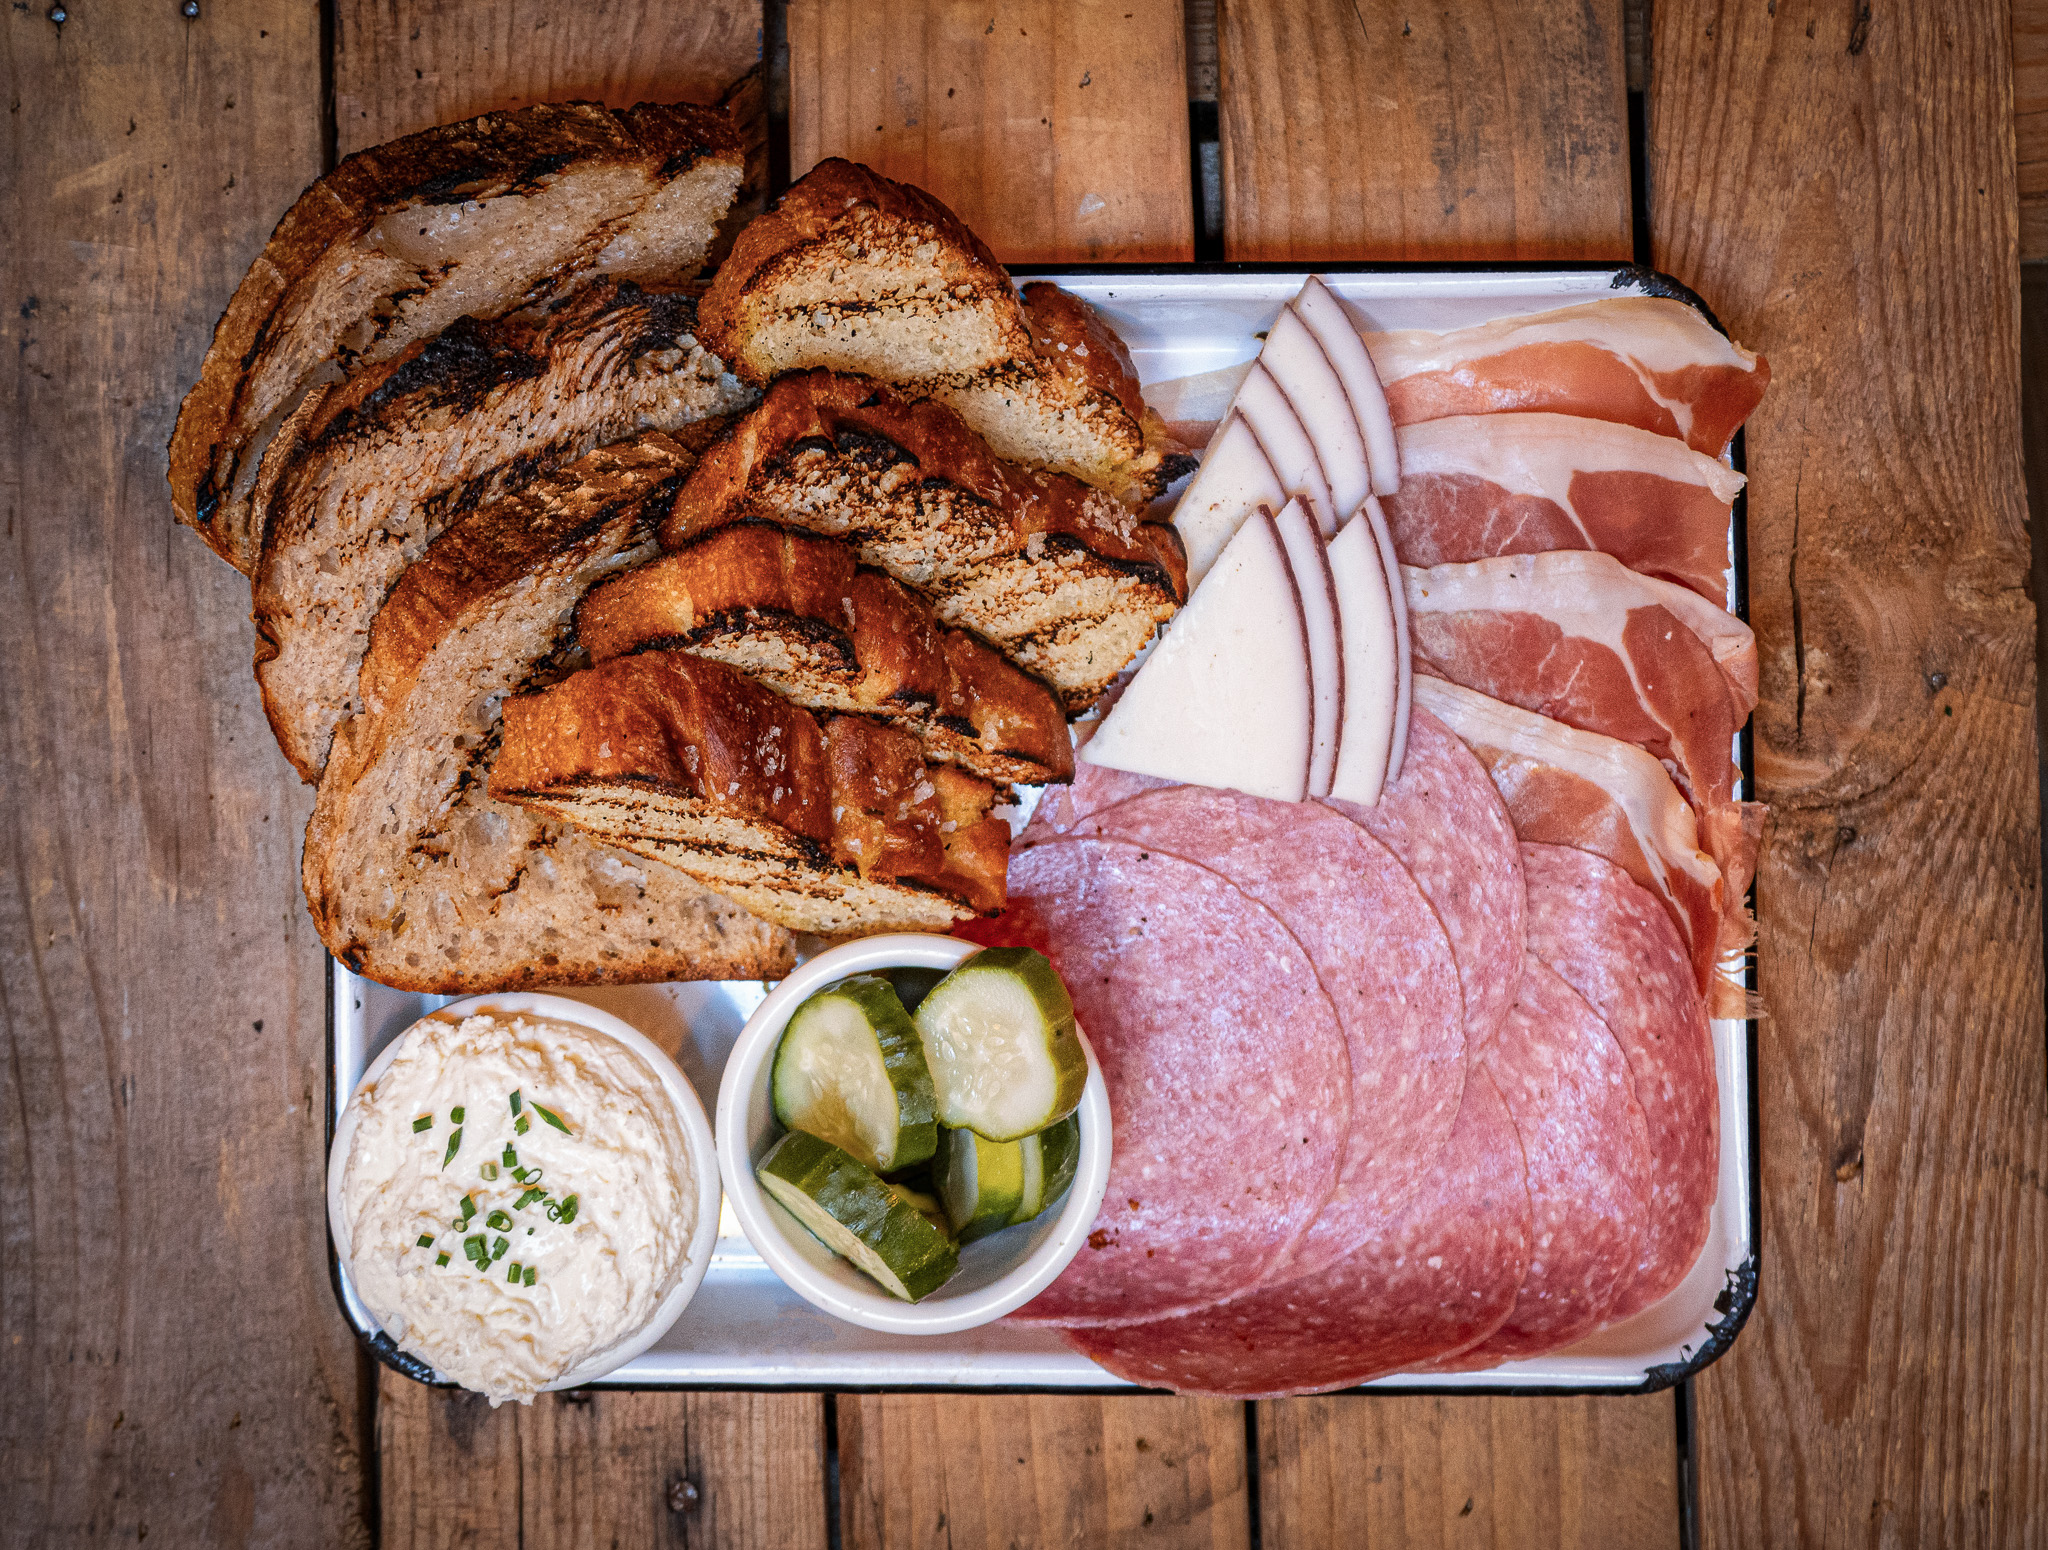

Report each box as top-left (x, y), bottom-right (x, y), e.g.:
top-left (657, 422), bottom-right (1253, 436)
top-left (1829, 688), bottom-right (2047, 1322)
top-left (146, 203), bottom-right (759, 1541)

top-left (340, 1011), bottom-right (696, 1404)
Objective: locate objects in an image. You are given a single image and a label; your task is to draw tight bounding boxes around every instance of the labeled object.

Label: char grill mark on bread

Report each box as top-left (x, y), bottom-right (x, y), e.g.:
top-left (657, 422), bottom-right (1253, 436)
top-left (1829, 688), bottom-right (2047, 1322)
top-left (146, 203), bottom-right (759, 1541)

top-left (695, 158), bottom-right (1190, 501)
top-left (170, 100), bottom-right (744, 573)
top-left (254, 281), bottom-right (757, 781)
top-left (304, 433), bottom-right (790, 993)
top-left (491, 651), bottom-right (1010, 935)
top-left (660, 371), bottom-right (1186, 711)
top-left (577, 523), bottom-right (1075, 785)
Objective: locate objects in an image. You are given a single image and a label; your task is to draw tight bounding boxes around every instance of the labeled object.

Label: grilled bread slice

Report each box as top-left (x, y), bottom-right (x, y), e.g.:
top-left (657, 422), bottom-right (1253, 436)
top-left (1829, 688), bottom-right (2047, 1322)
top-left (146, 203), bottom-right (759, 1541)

top-left (577, 523), bottom-right (1074, 786)
top-left (253, 280), bottom-right (754, 781)
top-left (695, 158), bottom-right (1191, 502)
top-left (660, 371), bottom-right (1187, 712)
top-left (304, 433), bottom-right (789, 993)
top-left (171, 100), bottom-right (743, 573)
top-left (492, 651), bottom-right (1010, 935)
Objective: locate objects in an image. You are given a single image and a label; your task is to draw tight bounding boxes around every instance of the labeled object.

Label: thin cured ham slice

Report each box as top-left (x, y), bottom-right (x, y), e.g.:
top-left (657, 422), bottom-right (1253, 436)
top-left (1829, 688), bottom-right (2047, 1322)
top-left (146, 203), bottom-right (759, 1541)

top-left (1430, 956), bottom-right (1652, 1368)
top-left (1403, 550), bottom-right (1764, 898)
top-left (999, 841), bottom-right (1351, 1326)
top-left (1522, 844), bottom-right (1719, 1322)
top-left (1045, 790), bottom-right (1466, 1275)
top-left (1365, 297), bottom-right (1770, 457)
top-left (1414, 675), bottom-right (1746, 1011)
top-left (1381, 412), bottom-right (1746, 604)
top-left (1064, 1069), bottom-right (1531, 1397)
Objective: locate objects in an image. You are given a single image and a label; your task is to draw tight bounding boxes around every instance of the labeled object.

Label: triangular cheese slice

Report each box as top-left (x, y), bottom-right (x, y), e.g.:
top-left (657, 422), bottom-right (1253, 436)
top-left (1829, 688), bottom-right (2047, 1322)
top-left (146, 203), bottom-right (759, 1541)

top-left (1294, 277), bottom-right (1402, 497)
top-left (1272, 499), bottom-right (1344, 798)
top-left (1171, 414), bottom-right (1286, 588)
top-left (1327, 515), bottom-right (1399, 806)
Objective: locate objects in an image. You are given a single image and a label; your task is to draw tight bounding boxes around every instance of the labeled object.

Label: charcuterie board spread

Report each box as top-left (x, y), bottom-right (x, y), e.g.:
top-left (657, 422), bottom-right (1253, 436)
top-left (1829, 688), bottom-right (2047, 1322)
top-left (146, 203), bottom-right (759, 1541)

top-left (175, 96), bottom-right (1768, 1399)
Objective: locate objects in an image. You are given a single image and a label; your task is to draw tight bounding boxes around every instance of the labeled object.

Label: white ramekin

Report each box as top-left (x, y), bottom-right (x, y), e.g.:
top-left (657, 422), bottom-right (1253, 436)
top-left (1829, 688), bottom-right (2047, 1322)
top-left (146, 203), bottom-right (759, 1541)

top-left (715, 934), bottom-right (1112, 1335)
top-left (327, 991), bottom-right (723, 1392)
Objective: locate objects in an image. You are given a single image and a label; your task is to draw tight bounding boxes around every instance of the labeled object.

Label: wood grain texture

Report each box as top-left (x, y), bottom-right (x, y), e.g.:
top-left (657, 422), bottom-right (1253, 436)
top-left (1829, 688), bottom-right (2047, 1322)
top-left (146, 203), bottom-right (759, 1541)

top-left (1257, 1395), bottom-right (1680, 1549)
top-left (1650, 1), bottom-right (2048, 1544)
top-left (1217, 0), bottom-right (1632, 261)
top-left (379, 1372), bottom-right (828, 1548)
top-left (838, 1393), bottom-right (1249, 1550)
top-left (332, 0), bottom-right (762, 154)
top-left (2018, 0), bottom-right (2048, 259)
top-left (788, 0), bottom-right (1194, 263)
top-left (0, 3), bottom-right (368, 1547)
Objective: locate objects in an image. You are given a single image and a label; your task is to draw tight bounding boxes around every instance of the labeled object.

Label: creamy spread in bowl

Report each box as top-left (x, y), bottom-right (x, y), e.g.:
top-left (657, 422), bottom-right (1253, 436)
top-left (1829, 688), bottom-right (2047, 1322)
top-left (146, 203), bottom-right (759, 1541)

top-left (336, 1004), bottom-right (707, 1404)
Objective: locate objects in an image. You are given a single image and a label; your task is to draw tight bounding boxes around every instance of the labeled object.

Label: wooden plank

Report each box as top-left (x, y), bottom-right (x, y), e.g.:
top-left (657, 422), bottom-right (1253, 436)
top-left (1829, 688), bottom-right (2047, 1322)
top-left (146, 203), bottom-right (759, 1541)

top-left (332, 0), bottom-right (762, 154)
top-left (839, 1394), bottom-right (1249, 1550)
top-left (0, 1), bottom-right (368, 1545)
top-left (1217, 0), bottom-right (1632, 261)
top-left (787, 0), bottom-right (1194, 263)
top-left (1257, 1395), bottom-right (1680, 1548)
top-left (2017, 0), bottom-right (2048, 259)
top-left (1649, 1), bottom-right (2048, 1543)
top-left (379, 1370), bottom-right (829, 1549)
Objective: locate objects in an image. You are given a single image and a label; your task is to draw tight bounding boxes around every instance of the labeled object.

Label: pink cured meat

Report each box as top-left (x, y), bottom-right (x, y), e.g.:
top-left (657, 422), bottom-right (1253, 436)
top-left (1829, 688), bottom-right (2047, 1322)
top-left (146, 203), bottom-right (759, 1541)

top-left (1443, 955), bottom-right (1653, 1366)
top-left (1004, 840), bottom-right (1351, 1326)
top-left (1320, 707), bottom-right (1527, 1058)
top-left (1055, 789), bottom-right (1467, 1276)
top-left (1521, 843), bottom-right (1719, 1321)
top-left (1024, 758), bottom-right (1176, 842)
top-left (1063, 1068), bottom-right (1532, 1397)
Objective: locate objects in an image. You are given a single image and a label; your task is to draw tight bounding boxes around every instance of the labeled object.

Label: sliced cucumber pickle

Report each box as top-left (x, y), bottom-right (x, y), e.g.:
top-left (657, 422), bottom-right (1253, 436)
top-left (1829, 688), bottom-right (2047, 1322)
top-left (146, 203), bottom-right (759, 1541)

top-left (887, 1181), bottom-right (953, 1236)
top-left (773, 976), bottom-right (937, 1173)
top-left (936, 1127), bottom-right (1027, 1243)
top-left (756, 1130), bottom-right (960, 1302)
top-left (1014, 1113), bottom-right (1081, 1226)
top-left (912, 948), bottom-right (1087, 1141)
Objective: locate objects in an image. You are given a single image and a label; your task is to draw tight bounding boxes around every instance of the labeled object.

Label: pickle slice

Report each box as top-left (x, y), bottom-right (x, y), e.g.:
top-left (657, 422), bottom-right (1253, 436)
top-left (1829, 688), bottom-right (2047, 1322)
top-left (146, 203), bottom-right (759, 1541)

top-left (1013, 1113), bottom-right (1081, 1226)
top-left (936, 1127), bottom-right (1028, 1243)
top-left (756, 1130), bottom-right (960, 1302)
top-left (911, 948), bottom-right (1087, 1141)
top-left (772, 977), bottom-right (937, 1172)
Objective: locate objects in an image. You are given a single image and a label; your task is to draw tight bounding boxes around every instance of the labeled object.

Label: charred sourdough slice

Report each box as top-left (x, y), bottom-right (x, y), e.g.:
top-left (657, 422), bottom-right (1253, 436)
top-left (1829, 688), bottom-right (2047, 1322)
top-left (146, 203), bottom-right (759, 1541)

top-left (491, 651), bottom-right (1011, 935)
top-left (303, 434), bottom-right (790, 993)
top-left (253, 281), bottom-right (756, 781)
top-left (695, 158), bottom-right (1190, 501)
top-left (577, 523), bottom-right (1075, 785)
top-left (170, 100), bottom-right (744, 573)
top-left (659, 372), bottom-right (1187, 712)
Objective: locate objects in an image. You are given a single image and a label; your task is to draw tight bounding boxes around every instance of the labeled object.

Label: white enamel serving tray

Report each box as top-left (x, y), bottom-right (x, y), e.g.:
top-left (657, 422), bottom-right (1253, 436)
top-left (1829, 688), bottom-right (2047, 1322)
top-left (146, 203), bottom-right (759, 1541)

top-left (329, 266), bottom-right (1759, 1394)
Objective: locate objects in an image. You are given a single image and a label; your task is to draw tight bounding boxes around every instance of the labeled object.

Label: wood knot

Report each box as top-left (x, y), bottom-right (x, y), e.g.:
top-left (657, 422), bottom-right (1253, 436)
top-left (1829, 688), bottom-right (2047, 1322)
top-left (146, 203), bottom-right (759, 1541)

top-left (667, 1477), bottom-right (701, 1513)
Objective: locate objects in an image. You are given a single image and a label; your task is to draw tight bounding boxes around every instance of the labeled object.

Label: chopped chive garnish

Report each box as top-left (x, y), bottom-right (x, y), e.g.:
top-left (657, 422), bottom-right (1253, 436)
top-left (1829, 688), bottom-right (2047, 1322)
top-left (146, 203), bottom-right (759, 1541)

top-left (464, 1234), bottom-right (488, 1268)
top-left (435, 1252), bottom-right (451, 1267)
top-left (415, 1233), bottom-right (435, 1249)
top-left (509, 1090), bottom-right (522, 1116)
top-left (531, 1102), bottom-right (571, 1135)
top-left (460, 1194), bottom-right (478, 1221)
top-left (513, 1187), bottom-right (548, 1211)
top-left (546, 1193), bottom-right (581, 1226)
top-left (514, 1114), bottom-right (530, 1136)
top-left (412, 1114), bottom-right (433, 1133)
top-left (441, 1127), bottom-right (462, 1169)
top-left (507, 1261), bottom-right (522, 1284)
top-left (486, 1209), bottom-right (512, 1231)
top-left (523, 1265), bottom-right (536, 1287)
top-left (480, 1162), bottom-right (499, 1181)
top-left (526, 1228), bottom-right (534, 1236)
top-left (514, 1166), bottom-right (543, 1187)
top-left (490, 1235), bottom-right (509, 1261)
top-left (451, 1106), bottom-right (464, 1123)
top-left (502, 1144), bottom-right (518, 1167)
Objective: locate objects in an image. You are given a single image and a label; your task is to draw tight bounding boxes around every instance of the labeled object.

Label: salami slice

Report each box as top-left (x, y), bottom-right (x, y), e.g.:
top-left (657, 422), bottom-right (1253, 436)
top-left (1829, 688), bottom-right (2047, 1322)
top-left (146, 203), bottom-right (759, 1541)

top-left (1063, 1068), bottom-right (1532, 1396)
top-left (1023, 758), bottom-right (1176, 842)
top-left (1001, 839), bottom-right (1352, 1325)
top-left (1319, 707), bottom-right (1526, 1057)
top-left (1053, 788), bottom-right (1466, 1276)
top-left (1440, 955), bottom-right (1652, 1366)
top-left (1521, 842), bottom-right (1719, 1321)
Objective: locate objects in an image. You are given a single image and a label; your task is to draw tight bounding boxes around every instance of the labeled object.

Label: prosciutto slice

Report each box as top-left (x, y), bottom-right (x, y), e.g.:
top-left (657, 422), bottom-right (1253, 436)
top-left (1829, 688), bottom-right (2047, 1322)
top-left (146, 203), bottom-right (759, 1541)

top-left (1365, 297), bottom-right (1770, 457)
top-left (1414, 675), bottom-right (1747, 1010)
top-left (1380, 412), bottom-right (1746, 603)
top-left (1403, 550), bottom-right (1763, 900)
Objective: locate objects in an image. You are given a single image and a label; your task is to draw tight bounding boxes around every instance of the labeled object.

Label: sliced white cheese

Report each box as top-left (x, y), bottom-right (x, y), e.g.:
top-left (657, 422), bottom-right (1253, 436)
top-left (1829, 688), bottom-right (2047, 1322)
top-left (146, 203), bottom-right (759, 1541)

top-left (1171, 414), bottom-right (1286, 589)
top-left (1360, 496), bottom-right (1412, 784)
top-left (1271, 498), bottom-right (1344, 799)
top-left (1083, 509), bottom-right (1313, 802)
top-left (1293, 277), bottom-right (1402, 497)
top-left (1262, 309), bottom-right (1371, 521)
top-left (1235, 363), bottom-right (1336, 534)
top-left (1327, 515), bottom-right (1399, 806)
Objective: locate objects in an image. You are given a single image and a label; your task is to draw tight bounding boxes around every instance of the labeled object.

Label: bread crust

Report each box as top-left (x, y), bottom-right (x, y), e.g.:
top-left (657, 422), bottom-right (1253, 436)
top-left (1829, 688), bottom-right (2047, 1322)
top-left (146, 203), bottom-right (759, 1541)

top-left (577, 522), bottom-right (1075, 784)
top-left (171, 100), bottom-right (742, 573)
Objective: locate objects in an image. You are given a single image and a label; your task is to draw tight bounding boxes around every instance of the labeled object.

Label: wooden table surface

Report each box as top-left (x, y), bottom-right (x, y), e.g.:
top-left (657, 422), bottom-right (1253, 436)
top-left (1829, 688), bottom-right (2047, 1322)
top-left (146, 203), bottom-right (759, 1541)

top-left (4, 2), bottom-right (2040, 1545)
